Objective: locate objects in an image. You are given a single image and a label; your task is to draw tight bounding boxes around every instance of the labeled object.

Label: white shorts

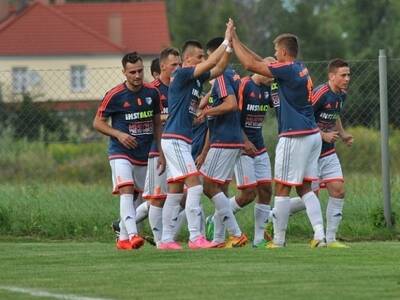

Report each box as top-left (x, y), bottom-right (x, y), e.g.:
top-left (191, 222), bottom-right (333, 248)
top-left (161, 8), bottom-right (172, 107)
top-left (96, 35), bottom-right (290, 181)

top-left (143, 156), bottom-right (168, 200)
top-left (311, 153), bottom-right (344, 191)
top-left (110, 159), bottom-right (147, 195)
top-left (274, 132), bottom-right (322, 186)
top-left (161, 138), bottom-right (199, 183)
top-left (200, 148), bottom-right (240, 184)
top-left (234, 152), bottom-right (272, 189)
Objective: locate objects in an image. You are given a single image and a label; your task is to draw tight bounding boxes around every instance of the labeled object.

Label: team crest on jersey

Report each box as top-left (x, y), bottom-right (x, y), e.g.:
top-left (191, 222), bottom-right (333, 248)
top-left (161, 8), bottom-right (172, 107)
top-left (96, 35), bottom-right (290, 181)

top-left (196, 80), bottom-right (201, 87)
top-left (264, 92), bottom-right (270, 99)
top-left (145, 97), bottom-right (152, 105)
top-left (123, 101), bottom-right (130, 108)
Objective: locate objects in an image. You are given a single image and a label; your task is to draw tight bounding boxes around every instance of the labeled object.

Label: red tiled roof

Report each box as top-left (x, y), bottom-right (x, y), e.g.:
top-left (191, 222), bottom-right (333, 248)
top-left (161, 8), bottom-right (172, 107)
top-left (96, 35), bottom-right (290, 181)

top-left (0, 1), bottom-right (170, 56)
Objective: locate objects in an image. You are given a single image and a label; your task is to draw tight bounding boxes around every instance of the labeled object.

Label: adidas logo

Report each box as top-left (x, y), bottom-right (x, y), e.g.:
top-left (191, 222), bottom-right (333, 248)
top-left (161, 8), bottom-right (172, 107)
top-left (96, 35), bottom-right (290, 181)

top-left (123, 101), bottom-right (130, 108)
top-left (160, 94), bottom-right (167, 100)
top-left (250, 91), bottom-right (256, 98)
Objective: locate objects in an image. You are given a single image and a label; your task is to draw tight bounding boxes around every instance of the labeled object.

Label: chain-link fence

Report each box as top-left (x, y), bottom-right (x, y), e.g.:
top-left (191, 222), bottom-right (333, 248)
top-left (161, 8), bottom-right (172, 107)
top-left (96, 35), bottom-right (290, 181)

top-left (0, 58), bottom-right (399, 239)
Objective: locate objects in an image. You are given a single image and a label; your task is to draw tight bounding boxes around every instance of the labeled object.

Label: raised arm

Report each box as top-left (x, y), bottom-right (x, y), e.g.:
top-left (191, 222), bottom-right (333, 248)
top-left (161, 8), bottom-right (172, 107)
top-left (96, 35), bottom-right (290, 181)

top-left (193, 19), bottom-right (234, 78)
top-left (232, 28), bottom-right (274, 78)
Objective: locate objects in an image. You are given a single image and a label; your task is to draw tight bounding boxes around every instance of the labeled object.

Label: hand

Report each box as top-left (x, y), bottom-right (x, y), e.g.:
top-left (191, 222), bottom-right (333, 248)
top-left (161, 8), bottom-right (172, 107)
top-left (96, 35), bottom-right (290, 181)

top-left (243, 139), bottom-right (257, 156)
top-left (341, 133), bottom-right (353, 147)
top-left (225, 18), bottom-right (234, 42)
top-left (195, 152), bottom-right (207, 169)
top-left (321, 131), bottom-right (339, 143)
top-left (157, 153), bottom-right (166, 175)
top-left (196, 109), bottom-right (207, 123)
top-left (263, 56), bottom-right (277, 64)
top-left (117, 132), bottom-right (138, 149)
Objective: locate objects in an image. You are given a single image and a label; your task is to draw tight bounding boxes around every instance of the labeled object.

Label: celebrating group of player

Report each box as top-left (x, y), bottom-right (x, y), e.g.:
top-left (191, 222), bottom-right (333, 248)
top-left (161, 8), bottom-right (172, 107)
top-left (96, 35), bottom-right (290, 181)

top-left (93, 18), bottom-right (353, 251)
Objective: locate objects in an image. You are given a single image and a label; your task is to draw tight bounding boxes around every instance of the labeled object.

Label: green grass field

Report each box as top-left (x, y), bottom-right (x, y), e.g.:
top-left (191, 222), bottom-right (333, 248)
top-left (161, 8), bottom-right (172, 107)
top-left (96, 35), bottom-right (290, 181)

top-left (0, 241), bottom-right (400, 300)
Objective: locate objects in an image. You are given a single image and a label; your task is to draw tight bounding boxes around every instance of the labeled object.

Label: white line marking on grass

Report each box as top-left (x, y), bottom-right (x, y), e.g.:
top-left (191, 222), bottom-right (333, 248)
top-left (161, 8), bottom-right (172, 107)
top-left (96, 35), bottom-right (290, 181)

top-left (0, 286), bottom-right (114, 300)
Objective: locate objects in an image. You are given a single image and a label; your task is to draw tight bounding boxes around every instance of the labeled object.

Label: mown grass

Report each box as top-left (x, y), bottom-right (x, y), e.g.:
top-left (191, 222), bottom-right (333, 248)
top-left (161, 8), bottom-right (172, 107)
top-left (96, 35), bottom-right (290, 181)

top-left (0, 173), bottom-right (398, 241)
top-left (0, 241), bottom-right (399, 300)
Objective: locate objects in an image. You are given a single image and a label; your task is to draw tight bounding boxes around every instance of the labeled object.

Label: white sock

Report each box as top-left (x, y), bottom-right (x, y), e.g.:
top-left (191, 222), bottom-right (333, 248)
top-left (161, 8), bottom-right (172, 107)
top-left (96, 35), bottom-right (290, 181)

top-left (302, 191), bottom-right (325, 241)
top-left (185, 185), bottom-right (204, 241)
top-left (212, 211), bottom-right (226, 243)
top-left (161, 193), bottom-right (183, 242)
top-left (200, 204), bottom-right (206, 235)
top-left (119, 220), bottom-right (129, 241)
top-left (120, 194), bottom-right (137, 239)
top-left (173, 207), bottom-right (187, 240)
top-left (136, 201), bottom-right (149, 223)
top-left (289, 196), bottom-right (306, 215)
top-left (212, 192), bottom-right (241, 237)
top-left (326, 197), bottom-right (344, 243)
top-left (254, 203), bottom-right (271, 244)
top-left (149, 205), bottom-right (163, 244)
top-left (272, 196), bottom-right (290, 245)
top-left (134, 193), bottom-right (143, 209)
top-left (229, 196), bottom-right (242, 214)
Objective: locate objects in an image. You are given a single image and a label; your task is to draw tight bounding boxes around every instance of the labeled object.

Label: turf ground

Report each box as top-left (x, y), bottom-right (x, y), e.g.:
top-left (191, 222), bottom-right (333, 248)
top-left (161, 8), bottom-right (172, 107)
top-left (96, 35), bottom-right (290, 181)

top-left (1, 241), bottom-right (399, 300)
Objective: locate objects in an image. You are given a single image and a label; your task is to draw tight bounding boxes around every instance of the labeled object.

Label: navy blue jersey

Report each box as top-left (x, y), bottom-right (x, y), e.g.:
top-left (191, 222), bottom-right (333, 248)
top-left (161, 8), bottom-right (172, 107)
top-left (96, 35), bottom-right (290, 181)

top-left (97, 82), bottom-right (161, 165)
top-left (238, 76), bottom-right (272, 153)
top-left (191, 120), bottom-right (208, 160)
top-left (163, 67), bottom-right (210, 143)
top-left (149, 79), bottom-right (168, 157)
top-left (312, 83), bottom-right (347, 157)
top-left (207, 67), bottom-right (243, 148)
top-left (268, 61), bottom-right (319, 137)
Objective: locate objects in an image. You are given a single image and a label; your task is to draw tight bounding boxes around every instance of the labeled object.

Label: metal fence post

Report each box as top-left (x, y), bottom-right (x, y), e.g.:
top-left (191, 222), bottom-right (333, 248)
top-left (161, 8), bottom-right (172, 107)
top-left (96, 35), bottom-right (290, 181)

top-left (378, 49), bottom-right (392, 228)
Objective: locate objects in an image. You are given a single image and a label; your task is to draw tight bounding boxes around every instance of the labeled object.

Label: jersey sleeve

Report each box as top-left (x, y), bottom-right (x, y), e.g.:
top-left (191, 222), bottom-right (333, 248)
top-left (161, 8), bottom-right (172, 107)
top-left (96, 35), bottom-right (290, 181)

top-left (213, 73), bottom-right (235, 100)
top-left (238, 77), bottom-right (251, 111)
top-left (97, 91), bottom-right (117, 118)
top-left (312, 87), bottom-right (327, 112)
top-left (173, 67), bottom-right (195, 85)
top-left (267, 62), bottom-right (294, 81)
top-left (197, 70), bottom-right (211, 84)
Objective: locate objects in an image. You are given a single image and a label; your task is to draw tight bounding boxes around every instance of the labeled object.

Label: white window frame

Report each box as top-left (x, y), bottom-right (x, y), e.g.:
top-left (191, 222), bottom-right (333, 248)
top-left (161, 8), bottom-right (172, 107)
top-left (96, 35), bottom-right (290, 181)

top-left (12, 67), bottom-right (29, 93)
top-left (70, 65), bottom-right (87, 92)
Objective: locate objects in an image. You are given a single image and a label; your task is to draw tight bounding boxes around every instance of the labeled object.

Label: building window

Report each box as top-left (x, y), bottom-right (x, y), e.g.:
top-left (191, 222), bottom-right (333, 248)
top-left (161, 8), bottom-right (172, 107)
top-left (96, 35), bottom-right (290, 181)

top-left (12, 67), bottom-right (28, 93)
top-left (70, 65), bottom-right (87, 92)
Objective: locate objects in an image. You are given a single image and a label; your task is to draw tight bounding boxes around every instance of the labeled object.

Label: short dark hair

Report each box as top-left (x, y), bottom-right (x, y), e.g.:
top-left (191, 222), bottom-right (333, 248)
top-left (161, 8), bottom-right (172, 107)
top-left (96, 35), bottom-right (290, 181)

top-left (150, 58), bottom-right (160, 75)
top-left (122, 52), bottom-right (142, 68)
top-left (328, 58), bottom-right (349, 73)
top-left (160, 47), bottom-right (180, 63)
top-left (206, 37), bottom-right (224, 53)
top-left (273, 33), bottom-right (299, 58)
top-left (181, 40), bottom-right (203, 57)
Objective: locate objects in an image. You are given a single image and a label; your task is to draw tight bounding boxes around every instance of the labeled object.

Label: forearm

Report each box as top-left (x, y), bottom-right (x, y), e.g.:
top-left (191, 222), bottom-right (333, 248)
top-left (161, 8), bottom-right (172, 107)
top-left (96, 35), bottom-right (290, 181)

top-left (336, 118), bottom-right (346, 137)
top-left (153, 114), bottom-right (163, 153)
top-left (205, 96), bottom-right (237, 116)
top-left (210, 51), bottom-right (231, 79)
top-left (200, 129), bottom-right (211, 155)
top-left (93, 116), bottom-right (121, 139)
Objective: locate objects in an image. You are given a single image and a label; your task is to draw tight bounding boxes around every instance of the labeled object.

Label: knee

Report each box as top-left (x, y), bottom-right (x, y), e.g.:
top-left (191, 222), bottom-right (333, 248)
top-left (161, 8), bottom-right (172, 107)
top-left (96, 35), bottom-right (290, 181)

top-left (203, 180), bottom-right (218, 198)
top-left (330, 189), bottom-right (345, 199)
top-left (240, 188), bottom-right (257, 205)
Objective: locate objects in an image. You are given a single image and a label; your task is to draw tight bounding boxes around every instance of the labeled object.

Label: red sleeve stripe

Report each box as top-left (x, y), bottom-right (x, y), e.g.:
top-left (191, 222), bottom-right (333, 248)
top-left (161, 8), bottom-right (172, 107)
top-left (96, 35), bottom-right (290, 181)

top-left (311, 85), bottom-right (329, 105)
top-left (267, 61), bottom-right (294, 68)
top-left (97, 83), bottom-right (125, 117)
top-left (238, 77), bottom-right (251, 111)
top-left (217, 75), bottom-right (228, 98)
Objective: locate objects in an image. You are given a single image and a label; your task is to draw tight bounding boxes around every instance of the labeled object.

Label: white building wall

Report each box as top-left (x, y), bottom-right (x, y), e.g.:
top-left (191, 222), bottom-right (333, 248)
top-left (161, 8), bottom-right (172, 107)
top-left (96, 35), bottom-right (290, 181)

top-left (0, 55), bottom-right (155, 102)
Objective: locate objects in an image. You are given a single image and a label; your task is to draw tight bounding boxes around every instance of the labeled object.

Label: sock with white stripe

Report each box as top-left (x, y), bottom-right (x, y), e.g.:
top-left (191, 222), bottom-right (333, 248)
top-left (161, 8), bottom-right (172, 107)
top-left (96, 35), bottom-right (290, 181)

top-left (289, 196), bottom-right (306, 215)
top-left (229, 196), bottom-right (242, 214)
top-left (212, 192), bottom-right (242, 237)
top-left (149, 205), bottom-right (163, 244)
top-left (120, 194), bottom-right (138, 239)
top-left (254, 203), bottom-right (271, 244)
top-left (161, 193), bottom-right (183, 242)
top-left (302, 191), bottom-right (325, 241)
top-left (136, 201), bottom-right (149, 223)
top-left (186, 185), bottom-right (204, 241)
top-left (272, 196), bottom-right (290, 246)
top-left (326, 197), bottom-right (344, 243)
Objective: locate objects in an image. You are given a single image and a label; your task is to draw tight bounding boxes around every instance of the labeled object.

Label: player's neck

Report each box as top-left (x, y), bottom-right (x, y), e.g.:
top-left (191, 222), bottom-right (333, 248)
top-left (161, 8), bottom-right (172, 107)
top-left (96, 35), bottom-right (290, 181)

top-left (159, 73), bottom-right (170, 86)
top-left (328, 81), bottom-right (341, 93)
top-left (125, 81), bottom-right (142, 93)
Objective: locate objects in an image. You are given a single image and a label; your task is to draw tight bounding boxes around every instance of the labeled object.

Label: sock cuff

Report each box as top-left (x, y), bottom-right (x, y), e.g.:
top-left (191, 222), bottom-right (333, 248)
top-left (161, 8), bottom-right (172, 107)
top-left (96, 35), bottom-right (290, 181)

top-left (301, 191), bottom-right (316, 202)
top-left (211, 192), bottom-right (225, 202)
top-left (149, 204), bottom-right (163, 211)
top-left (255, 203), bottom-right (271, 211)
top-left (187, 185), bottom-right (203, 194)
top-left (166, 193), bottom-right (184, 205)
top-left (229, 196), bottom-right (242, 211)
top-left (274, 196), bottom-right (290, 202)
top-left (120, 194), bottom-right (134, 201)
top-left (329, 196), bottom-right (344, 202)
